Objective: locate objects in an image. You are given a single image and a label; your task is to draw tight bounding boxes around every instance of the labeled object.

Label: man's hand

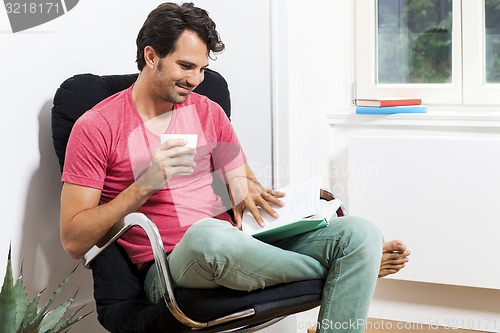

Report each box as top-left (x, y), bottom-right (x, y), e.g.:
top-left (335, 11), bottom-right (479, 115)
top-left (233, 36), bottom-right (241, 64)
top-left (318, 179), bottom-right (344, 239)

top-left (136, 138), bottom-right (196, 192)
top-left (229, 176), bottom-right (285, 229)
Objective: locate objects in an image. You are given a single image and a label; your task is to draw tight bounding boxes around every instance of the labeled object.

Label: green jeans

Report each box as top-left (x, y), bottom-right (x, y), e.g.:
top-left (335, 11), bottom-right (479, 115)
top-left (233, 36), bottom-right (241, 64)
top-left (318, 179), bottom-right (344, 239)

top-left (144, 216), bottom-right (383, 333)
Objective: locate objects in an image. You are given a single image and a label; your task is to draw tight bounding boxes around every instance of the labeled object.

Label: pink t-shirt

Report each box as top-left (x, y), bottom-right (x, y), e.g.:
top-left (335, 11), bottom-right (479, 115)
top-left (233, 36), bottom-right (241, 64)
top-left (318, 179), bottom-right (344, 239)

top-left (62, 86), bottom-right (247, 263)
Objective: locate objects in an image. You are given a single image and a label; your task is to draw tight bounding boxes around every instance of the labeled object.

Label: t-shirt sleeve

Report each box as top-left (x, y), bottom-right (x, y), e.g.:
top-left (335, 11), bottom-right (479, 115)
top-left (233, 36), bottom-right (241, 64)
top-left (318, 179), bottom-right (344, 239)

top-left (61, 111), bottom-right (110, 190)
top-left (210, 102), bottom-right (247, 173)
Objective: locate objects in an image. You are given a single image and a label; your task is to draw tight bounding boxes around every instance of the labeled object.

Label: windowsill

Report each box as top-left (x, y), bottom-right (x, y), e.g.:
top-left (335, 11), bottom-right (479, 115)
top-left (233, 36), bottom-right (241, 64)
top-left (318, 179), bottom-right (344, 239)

top-left (328, 106), bottom-right (500, 128)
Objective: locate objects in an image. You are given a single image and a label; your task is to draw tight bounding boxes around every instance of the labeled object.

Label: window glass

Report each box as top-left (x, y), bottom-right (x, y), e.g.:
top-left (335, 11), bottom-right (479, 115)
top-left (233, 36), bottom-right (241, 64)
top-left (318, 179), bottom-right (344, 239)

top-left (485, 0), bottom-right (500, 83)
top-left (377, 0), bottom-right (453, 84)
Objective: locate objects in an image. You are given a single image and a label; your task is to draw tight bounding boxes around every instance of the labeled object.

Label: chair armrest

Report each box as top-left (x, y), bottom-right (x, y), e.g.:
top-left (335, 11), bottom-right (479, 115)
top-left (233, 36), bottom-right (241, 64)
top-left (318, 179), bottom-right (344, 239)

top-left (83, 213), bottom-right (168, 270)
top-left (83, 216), bottom-right (135, 268)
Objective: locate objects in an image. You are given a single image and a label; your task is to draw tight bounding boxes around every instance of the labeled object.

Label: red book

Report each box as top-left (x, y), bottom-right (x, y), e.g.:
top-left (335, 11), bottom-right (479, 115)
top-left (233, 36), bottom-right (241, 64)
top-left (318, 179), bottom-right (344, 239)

top-left (356, 98), bottom-right (422, 107)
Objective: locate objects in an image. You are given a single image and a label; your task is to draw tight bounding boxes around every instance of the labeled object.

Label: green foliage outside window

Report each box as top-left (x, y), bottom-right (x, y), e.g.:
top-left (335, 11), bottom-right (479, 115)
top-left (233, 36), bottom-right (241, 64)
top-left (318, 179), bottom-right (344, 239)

top-left (377, 0), bottom-right (500, 84)
top-left (485, 0), bottom-right (500, 82)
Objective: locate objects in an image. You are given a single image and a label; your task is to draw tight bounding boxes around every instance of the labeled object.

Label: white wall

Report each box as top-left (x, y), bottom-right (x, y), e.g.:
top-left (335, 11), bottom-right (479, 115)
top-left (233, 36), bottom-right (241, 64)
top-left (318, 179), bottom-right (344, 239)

top-left (0, 1), bottom-right (272, 332)
top-left (277, 0), bottom-right (354, 189)
top-left (195, 0), bottom-right (274, 188)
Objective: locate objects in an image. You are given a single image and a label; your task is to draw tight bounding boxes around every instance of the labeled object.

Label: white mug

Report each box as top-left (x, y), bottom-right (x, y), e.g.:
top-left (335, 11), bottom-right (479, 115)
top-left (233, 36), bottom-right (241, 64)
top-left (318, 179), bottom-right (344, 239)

top-left (160, 134), bottom-right (198, 161)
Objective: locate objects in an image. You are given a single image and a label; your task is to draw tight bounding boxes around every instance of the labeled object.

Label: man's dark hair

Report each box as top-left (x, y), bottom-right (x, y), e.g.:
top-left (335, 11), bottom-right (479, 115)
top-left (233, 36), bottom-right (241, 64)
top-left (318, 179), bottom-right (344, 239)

top-left (136, 2), bottom-right (225, 71)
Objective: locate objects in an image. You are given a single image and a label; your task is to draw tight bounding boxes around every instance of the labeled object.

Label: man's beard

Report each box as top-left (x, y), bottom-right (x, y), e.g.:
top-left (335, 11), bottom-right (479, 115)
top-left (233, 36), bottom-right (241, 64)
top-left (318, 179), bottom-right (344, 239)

top-left (163, 87), bottom-right (190, 105)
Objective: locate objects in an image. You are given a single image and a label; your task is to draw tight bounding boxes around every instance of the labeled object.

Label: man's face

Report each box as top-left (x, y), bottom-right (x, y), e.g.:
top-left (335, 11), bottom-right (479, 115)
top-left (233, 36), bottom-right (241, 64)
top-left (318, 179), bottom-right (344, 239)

top-left (152, 30), bottom-right (209, 105)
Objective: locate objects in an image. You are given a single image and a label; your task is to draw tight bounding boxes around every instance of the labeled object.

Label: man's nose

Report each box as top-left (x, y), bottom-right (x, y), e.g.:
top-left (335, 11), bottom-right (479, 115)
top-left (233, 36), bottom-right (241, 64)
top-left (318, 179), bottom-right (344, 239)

top-left (187, 70), bottom-right (205, 87)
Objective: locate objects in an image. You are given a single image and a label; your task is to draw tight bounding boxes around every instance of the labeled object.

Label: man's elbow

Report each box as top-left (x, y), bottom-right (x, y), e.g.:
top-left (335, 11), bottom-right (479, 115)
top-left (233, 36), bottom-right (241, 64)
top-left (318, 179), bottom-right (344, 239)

top-left (60, 235), bottom-right (86, 260)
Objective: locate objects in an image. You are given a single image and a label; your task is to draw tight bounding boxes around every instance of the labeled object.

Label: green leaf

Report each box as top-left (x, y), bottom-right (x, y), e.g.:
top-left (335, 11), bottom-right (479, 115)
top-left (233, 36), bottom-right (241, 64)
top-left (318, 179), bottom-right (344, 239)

top-left (46, 305), bottom-right (92, 333)
top-left (22, 292), bottom-right (41, 328)
top-left (39, 289), bottom-right (78, 333)
top-left (21, 311), bottom-right (44, 333)
top-left (20, 320), bottom-right (43, 333)
top-left (0, 245), bottom-right (16, 333)
top-left (29, 266), bottom-right (77, 328)
top-left (14, 264), bottom-right (28, 331)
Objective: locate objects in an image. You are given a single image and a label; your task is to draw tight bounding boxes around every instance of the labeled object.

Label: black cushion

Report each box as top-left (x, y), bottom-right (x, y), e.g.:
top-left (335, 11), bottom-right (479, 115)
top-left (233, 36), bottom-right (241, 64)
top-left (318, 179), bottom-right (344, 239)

top-left (175, 278), bottom-right (323, 322)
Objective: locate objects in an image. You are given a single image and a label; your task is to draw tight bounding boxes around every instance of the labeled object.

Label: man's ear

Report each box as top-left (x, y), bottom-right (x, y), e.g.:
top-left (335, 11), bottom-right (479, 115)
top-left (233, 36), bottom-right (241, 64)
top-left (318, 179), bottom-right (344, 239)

top-left (144, 46), bottom-right (157, 68)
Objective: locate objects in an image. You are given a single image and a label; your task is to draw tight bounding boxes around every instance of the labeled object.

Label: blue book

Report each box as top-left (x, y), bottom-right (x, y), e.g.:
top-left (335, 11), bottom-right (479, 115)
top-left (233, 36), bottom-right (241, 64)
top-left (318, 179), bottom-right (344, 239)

top-left (356, 105), bottom-right (427, 114)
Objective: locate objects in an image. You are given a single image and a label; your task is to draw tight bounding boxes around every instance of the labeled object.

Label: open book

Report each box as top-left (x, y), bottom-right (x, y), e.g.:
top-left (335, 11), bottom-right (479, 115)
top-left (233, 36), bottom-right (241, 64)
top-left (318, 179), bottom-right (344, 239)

top-left (241, 178), bottom-right (344, 243)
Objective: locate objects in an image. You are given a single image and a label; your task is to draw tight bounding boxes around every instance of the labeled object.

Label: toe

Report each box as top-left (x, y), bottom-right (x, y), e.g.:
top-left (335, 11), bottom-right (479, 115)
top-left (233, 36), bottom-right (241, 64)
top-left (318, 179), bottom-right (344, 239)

top-left (383, 239), bottom-right (407, 252)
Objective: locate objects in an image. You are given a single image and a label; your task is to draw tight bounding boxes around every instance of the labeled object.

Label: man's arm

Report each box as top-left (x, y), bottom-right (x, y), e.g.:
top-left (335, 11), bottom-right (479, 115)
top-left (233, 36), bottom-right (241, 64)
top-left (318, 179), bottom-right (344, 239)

top-left (60, 138), bottom-right (195, 259)
top-left (59, 182), bottom-right (154, 259)
top-left (225, 163), bottom-right (285, 229)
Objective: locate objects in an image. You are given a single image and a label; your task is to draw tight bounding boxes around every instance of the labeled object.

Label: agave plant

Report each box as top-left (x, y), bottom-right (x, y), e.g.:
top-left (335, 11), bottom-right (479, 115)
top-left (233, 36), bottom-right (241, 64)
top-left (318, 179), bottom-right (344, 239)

top-left (0, 245), bottom-right (91, 333)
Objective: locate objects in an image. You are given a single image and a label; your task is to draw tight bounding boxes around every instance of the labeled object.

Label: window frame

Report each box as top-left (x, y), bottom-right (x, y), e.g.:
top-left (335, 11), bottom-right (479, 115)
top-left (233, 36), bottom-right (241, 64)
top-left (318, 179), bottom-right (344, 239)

top-left (355, 0), bottom-right (500, 106)
top-left (462, 0), bottom-right (500, 105)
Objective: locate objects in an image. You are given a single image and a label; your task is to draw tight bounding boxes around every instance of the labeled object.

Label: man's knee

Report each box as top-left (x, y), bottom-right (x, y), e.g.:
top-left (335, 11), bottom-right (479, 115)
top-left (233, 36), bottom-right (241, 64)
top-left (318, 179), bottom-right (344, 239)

top-left (177, 218), bottom-right (238, 256)
top-left (330, 216), bottom-right (384, 251)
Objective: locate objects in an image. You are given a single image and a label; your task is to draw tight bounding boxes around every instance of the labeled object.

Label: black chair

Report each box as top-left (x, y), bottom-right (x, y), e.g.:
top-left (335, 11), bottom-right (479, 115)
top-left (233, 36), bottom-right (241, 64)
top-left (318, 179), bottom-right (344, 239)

top-left (51, 69), bottom-right (335, 333)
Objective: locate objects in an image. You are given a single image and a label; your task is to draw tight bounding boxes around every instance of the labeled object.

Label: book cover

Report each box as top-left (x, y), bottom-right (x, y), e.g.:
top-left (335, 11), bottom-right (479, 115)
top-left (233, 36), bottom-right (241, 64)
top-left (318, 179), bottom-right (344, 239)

top-left (241, 178), bottom-right (343, 243)
top-left (249, 217), bottom-right (329, 243)
top-left (356, 98), bottom-right (422, 107)
top-left (355, 105), bottom-right (427, 114)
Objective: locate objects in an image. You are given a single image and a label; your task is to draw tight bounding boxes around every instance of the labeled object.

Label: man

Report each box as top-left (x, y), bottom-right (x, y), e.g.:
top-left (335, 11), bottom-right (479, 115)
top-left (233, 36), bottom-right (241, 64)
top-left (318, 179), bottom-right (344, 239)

top-left (60, 3), bottom-right (408, 332)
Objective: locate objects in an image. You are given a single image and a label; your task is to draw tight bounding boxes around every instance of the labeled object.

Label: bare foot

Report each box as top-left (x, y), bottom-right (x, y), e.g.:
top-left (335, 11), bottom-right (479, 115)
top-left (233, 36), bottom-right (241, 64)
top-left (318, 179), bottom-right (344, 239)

top-left (379, 240), bottom-right (410, 278)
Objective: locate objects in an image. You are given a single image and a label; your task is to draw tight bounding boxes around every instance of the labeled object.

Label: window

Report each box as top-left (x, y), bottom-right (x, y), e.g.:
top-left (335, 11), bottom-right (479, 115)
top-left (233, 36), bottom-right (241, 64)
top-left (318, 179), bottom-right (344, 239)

top-left (355, 0), bottom-right (500, 106)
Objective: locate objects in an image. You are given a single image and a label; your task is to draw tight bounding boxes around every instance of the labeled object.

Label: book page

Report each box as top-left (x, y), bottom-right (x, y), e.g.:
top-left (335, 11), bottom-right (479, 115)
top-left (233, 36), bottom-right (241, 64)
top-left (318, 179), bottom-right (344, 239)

top-left (241, 177), bottom-right (321, 235)
top-left (319, 198), bottom-right (343, 220)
